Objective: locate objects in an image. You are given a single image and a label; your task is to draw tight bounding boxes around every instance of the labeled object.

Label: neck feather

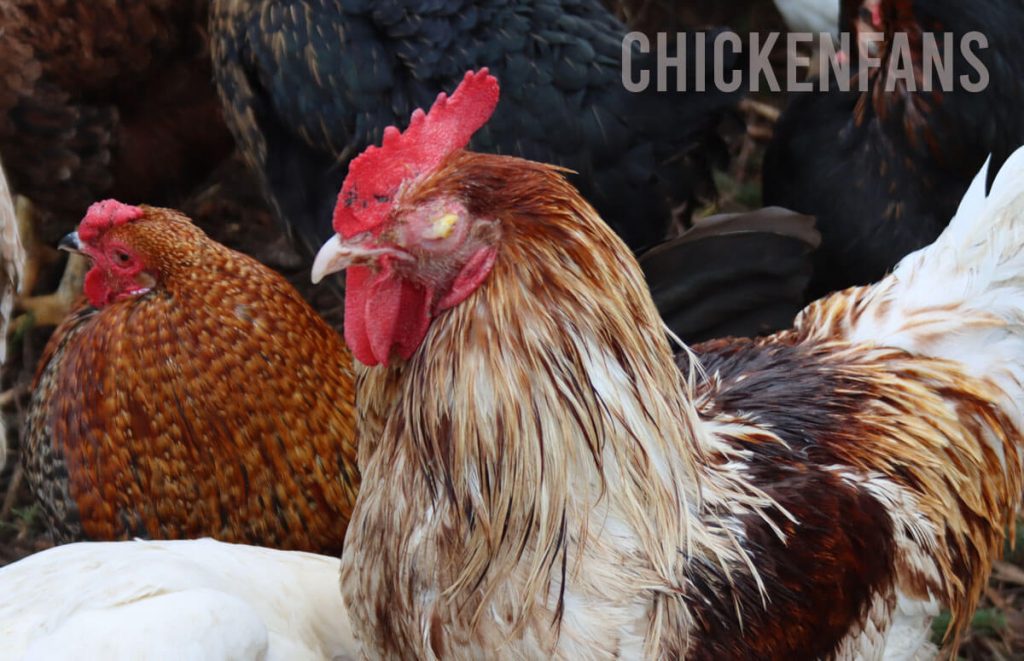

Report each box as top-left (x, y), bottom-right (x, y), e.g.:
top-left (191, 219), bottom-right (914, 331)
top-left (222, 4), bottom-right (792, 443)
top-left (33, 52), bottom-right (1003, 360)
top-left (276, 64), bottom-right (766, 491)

top-left (361, 157), bottom-right (772, 637)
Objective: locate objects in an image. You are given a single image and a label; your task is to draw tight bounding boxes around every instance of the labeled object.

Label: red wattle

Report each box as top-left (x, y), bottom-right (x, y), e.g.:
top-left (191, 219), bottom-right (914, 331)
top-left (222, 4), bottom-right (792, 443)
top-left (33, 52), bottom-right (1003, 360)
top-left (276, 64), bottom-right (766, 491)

top-left (83, 267), bottom-right (110, 308)
top-left (343, 267), bottom-right (375, 365)
top-left (344, 262), bottom-right (432, 367)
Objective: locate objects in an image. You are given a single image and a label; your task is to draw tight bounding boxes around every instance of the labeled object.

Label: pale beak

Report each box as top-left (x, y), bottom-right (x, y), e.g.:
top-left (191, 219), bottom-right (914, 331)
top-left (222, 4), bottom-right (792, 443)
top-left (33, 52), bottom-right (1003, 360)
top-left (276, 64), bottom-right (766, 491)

top-left (311, 234), bottom-right (412, 284)
top-left (311, 235), bottom-right (350, 284)
top-left (58, 231), bottom-right (84, 255)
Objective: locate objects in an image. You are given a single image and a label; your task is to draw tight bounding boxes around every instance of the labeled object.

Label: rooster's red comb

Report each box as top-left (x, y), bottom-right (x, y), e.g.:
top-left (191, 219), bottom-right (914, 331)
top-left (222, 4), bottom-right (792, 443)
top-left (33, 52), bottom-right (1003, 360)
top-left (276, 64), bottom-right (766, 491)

top-left (79, 200), bottom-right (145, 242)
top-left (332, 69), bottom-right (500, 238)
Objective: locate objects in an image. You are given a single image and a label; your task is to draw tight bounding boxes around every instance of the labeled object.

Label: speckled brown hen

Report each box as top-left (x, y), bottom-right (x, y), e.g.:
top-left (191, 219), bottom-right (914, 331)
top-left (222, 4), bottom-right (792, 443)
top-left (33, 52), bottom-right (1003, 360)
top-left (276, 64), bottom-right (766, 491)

top-left (22, 201), bottom-right (358, 554)
top-left (313, 71), bottom-right (1024, 659)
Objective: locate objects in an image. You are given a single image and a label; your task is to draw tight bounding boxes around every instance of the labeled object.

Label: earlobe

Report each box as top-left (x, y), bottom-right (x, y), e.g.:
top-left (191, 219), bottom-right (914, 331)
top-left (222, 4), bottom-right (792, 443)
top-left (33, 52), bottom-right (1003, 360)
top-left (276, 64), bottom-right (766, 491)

top-left (436, 246), bottom-right (497, 311)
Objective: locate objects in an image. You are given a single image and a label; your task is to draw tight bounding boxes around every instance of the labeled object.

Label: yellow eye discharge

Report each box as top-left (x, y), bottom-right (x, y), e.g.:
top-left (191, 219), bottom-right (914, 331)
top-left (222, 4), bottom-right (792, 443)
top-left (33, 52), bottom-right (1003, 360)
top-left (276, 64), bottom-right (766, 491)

top-left (425, 213), bottom-right (458, 239)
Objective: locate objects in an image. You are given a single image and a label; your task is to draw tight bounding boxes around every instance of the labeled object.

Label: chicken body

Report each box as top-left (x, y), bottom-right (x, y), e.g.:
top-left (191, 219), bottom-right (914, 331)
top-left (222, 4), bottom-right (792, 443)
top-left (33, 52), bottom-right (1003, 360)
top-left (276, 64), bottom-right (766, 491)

top-left (764, 0), bottom-right (1024, 296)
top-left (639, 208), bottom-right (819, 342)
top-left (212, 2), bottom-right (823, 342)
top-left (315, 73), bottom-right (1024, 656)
top-left (210, 0), bottom-right (739, 257)
top-left (23, 204), bottom-right (358, 553)
top-left (0, 538), bottom-right (358, 660)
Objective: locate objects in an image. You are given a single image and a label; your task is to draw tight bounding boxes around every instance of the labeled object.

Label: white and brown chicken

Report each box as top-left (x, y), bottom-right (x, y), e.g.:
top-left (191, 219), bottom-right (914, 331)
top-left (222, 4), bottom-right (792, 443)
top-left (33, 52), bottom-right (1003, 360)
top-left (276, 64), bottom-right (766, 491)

top-left (312, 70), bottom-right (1024, 659)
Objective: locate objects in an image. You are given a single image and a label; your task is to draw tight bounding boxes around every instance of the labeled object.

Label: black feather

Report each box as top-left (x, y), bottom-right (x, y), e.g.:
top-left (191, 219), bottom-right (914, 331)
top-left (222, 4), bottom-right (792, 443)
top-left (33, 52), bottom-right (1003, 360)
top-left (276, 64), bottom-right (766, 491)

top-left (640, 208), bottom-right (820, 342)
top-left (764, 0), bottom-right (1024, 298)
top-left (210, 0), bottom-right (743, 258)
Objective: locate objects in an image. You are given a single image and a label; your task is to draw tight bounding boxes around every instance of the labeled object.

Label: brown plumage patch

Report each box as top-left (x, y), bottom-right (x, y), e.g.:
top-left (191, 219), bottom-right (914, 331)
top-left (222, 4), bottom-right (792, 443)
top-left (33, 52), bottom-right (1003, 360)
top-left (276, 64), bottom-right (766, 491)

top-left (22, 207), bottom-right (359, 554)
top-left (688, 332), bottom-right (1022, 654)
top-left (685, 339), bottom-right (898, 659)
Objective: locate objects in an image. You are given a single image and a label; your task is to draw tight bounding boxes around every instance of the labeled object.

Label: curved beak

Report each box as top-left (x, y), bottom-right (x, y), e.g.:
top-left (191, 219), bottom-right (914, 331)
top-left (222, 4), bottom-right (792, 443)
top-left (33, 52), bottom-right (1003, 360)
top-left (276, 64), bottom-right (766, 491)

top-left (311, 234), bottom-right (413, 284)
top-left (311, 235), bottom-right (352, 284)
top-left (58, 231), bottom-right (83, 255)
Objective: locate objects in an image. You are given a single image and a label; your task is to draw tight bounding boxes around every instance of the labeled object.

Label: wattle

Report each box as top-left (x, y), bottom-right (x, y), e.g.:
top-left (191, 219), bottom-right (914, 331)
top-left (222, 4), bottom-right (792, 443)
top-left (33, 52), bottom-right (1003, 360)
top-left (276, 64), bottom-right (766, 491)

top-left (83, 268), bottom-right (112, 308)
top-left (344, 263), bottom-right (432, 367)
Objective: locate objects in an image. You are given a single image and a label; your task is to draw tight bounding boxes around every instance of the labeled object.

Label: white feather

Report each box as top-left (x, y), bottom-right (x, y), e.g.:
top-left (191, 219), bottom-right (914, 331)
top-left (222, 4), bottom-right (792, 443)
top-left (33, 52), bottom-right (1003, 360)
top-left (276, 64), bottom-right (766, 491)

top-left (0, 539), bottom-right (358, 661)
top-left (773, 0), bottom-right (839, 36)
top-left (846, 146), bottom-right (1024, 432)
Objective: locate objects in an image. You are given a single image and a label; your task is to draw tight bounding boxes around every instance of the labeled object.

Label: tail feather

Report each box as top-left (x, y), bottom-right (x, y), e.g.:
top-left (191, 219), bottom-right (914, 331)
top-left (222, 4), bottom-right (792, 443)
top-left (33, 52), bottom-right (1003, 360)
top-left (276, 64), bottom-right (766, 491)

top-left (838, 145), bottom-right (1024, 422)
top-left (641, 207), bottom-right (819, 343)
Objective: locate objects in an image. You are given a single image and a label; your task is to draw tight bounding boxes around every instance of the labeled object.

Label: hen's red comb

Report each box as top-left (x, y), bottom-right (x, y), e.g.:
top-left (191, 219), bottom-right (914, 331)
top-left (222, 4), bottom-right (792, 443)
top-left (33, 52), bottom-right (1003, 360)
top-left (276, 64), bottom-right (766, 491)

top-left (332, 69), bottom-right (500, 238)
top-left (79, 199), bottom-right (144, 242)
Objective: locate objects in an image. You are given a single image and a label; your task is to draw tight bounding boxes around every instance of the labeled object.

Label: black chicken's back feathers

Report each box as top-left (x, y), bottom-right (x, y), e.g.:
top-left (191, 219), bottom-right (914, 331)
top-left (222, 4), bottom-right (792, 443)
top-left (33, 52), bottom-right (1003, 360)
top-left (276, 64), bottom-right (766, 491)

top-left (211, 0), bottom-right (742, 257)
top-left (212, 0), bottom-right (816, 343)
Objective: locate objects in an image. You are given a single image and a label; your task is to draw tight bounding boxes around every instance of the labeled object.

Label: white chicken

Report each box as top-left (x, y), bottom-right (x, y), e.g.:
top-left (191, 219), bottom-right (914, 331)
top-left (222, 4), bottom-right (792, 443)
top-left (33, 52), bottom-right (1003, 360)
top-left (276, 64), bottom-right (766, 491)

top-left (774, 0), bottom-right (840, 36)
top-left (0, 539), bottom-right (358, 660)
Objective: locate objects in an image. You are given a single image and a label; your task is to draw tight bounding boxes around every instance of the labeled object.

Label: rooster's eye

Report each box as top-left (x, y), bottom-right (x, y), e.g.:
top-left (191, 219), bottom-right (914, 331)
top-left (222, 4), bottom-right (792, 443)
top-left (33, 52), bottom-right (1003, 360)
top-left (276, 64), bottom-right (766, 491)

top-left (114, 250), bottom-right (131, 264)
top-left (424, 213), bottom-right (458, 240)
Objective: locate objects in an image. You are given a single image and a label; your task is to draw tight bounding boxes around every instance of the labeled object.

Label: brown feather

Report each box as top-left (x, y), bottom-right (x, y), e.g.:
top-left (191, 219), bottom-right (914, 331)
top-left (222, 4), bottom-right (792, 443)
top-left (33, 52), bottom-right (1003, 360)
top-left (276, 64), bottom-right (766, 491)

top-left (22, 207), bottom-right (359, 554)
top-left (0, 1), bottom-right (233, 241)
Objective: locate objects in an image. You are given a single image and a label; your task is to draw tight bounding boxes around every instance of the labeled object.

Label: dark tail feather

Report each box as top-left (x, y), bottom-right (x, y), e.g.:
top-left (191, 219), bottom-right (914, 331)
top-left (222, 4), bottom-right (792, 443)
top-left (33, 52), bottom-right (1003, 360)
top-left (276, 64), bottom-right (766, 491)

top-left (640, 207), bottom-right (819, 343)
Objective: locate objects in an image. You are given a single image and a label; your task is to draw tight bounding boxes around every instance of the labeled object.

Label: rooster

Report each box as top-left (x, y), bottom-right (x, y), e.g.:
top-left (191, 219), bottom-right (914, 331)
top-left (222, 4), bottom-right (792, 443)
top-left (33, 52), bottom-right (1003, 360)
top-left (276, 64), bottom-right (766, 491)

top-left (313, 70), bottom-right (1024, 658)
top-left (764, 0), bottom-right (1024, 297)
top-left (22, 201), bottom-right (358, 554)
top-left (0, 538), bottom-right (358, 659)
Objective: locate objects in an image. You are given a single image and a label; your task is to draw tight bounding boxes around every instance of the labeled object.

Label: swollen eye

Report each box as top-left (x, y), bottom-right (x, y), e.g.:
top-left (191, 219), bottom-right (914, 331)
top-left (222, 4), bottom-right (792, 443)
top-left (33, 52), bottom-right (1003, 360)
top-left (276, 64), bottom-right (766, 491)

top-left (424, 213), bottom-right (458, 240)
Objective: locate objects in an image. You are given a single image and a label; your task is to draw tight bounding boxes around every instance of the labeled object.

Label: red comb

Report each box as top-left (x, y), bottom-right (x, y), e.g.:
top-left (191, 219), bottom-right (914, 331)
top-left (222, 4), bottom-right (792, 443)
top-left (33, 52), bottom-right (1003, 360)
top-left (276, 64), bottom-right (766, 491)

top-left (79, 199), bottom-right (144, 242)
top-left (332, 69), bottom-right (500, 238)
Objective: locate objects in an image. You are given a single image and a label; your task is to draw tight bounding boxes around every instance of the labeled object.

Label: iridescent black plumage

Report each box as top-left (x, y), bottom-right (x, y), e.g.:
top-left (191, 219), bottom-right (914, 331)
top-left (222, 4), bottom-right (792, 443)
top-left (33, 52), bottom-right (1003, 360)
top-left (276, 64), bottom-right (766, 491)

top-left (640, 208), bottom-right (819, 343)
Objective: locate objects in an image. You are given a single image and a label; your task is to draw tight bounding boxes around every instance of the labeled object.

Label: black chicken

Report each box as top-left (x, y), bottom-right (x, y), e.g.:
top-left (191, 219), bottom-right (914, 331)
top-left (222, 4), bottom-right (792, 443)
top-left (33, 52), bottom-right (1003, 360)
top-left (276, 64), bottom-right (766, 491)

top-left (640, 208), bottom-right (819, 343)
top-left (211, 0), bottom-right (825, 341)
top-left (210, 0), bottom-right (743, 257)
top-left (764, 0), bottom-right (1024, 297)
